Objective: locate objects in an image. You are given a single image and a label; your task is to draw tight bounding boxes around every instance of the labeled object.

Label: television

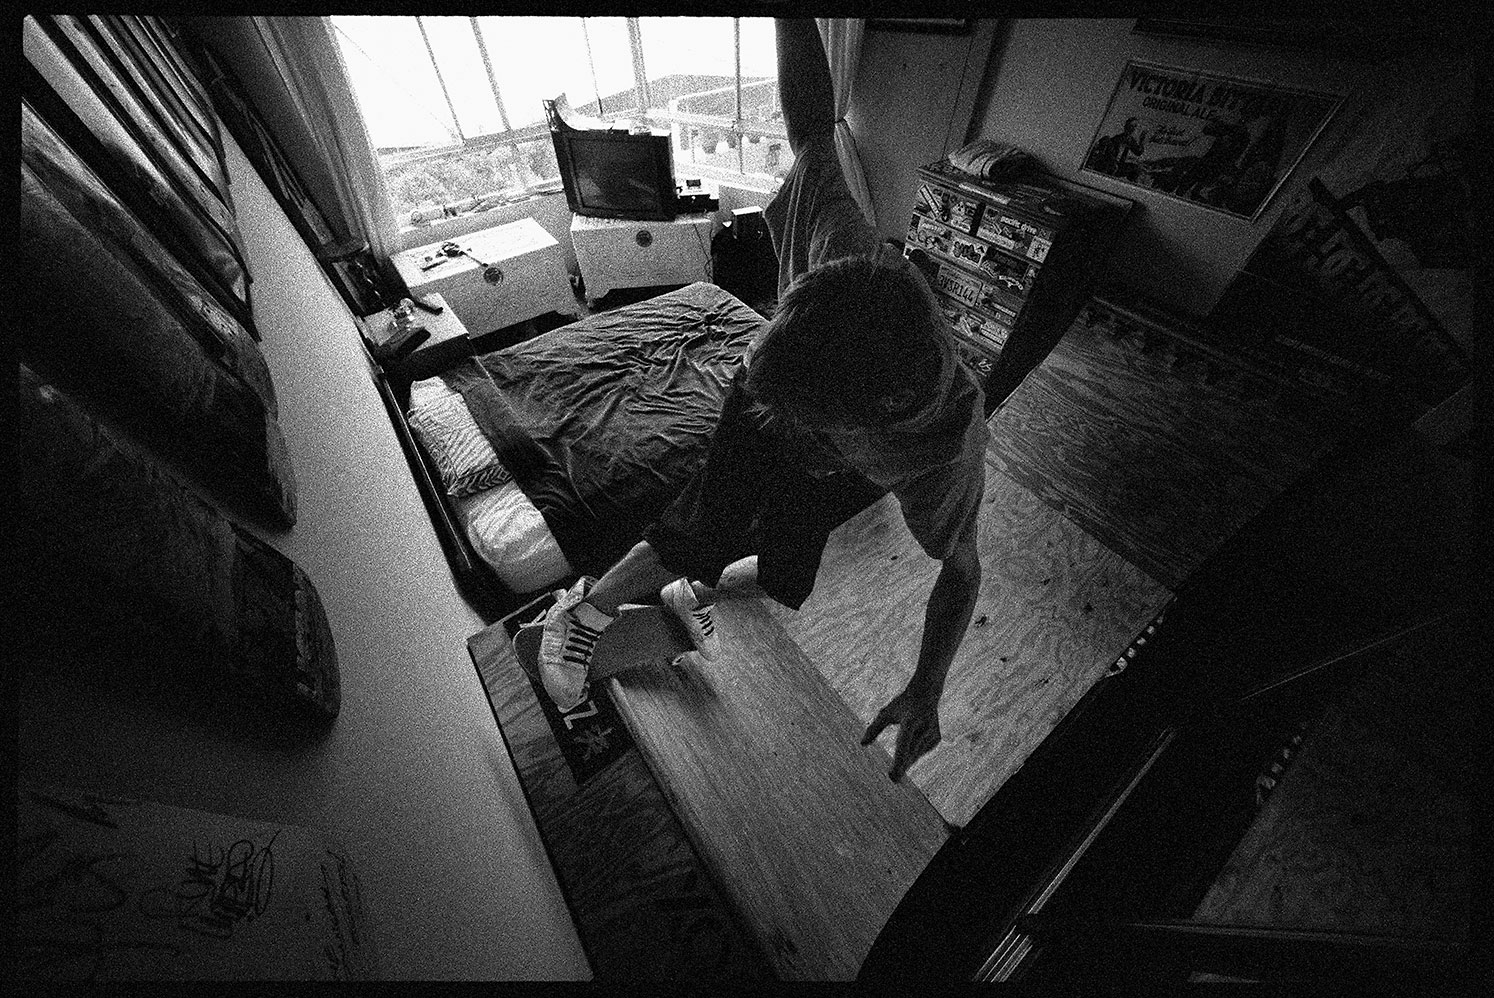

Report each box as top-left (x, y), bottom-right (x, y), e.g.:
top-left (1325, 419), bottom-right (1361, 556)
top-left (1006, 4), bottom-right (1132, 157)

top-left (545, 94), bottom-right (679, 221)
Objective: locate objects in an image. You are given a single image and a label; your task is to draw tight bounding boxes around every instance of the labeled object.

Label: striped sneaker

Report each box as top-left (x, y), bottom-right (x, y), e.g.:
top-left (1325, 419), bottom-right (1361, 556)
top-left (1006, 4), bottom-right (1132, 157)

top-left (661, 578), bottom-right (720, 661)
top-left (538, 576), bottom-right (615, 710)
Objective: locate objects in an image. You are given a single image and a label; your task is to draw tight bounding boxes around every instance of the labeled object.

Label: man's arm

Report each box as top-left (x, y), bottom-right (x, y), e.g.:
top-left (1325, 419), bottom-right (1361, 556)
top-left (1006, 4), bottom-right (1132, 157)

top-left (862, 523), bottom-right (982, 781)
top-left (776, 18), bottom-right (836, 156)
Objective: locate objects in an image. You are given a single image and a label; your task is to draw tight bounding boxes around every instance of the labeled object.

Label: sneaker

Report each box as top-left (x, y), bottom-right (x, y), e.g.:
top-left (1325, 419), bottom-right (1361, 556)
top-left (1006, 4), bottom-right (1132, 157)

top-left (661, 578), bottom-right (720, 661)
top-left (538, 576), bottom-right (615, 710)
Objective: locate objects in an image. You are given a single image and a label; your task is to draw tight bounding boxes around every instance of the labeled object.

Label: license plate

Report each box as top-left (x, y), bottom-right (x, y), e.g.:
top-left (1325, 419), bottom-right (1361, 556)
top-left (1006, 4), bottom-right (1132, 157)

top-left (935, 264), bottom-right (983, 308)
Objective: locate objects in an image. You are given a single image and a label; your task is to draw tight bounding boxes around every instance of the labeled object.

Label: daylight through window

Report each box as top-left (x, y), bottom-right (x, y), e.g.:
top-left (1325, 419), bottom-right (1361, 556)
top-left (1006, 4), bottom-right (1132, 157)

top-left (330, 15), bottom-right (794, 228)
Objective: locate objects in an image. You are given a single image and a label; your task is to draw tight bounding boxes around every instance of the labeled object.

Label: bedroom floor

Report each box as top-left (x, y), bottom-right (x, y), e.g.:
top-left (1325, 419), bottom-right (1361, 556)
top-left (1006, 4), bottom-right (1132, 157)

top-left (547, 283), bottom-right (1358, 828)
top-left (465, 285), bottom-right (1373, 977)
top-left (767, 306), bottom-right (1358, 827)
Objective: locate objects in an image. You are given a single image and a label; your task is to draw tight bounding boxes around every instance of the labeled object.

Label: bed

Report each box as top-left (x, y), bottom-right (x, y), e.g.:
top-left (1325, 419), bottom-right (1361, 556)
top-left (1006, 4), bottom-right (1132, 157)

top-left (386, 281), bottom-right (767, 608)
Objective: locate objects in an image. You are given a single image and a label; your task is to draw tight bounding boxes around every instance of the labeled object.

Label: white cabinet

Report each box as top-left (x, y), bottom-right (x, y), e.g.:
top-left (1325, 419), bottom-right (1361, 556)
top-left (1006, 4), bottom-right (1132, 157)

top-left (394, 218), bottom-right (576, 336)
top-left (571, 213), bottom-right (714, 300)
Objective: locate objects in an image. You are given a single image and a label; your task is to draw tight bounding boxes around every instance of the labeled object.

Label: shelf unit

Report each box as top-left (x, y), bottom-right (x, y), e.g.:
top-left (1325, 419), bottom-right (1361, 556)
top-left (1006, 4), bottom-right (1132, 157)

top-left (904, 161), bottom-right (1132, 413)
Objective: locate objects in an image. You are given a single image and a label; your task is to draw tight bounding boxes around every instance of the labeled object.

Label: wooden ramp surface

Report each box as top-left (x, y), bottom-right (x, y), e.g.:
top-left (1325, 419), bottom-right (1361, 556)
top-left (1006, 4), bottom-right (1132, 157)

top-left (606, 596), bottom-right (948, 980)
top-left (770, 473), bottom-right (1170, 829)
top-left (469, 620), bottom-right (775, 980)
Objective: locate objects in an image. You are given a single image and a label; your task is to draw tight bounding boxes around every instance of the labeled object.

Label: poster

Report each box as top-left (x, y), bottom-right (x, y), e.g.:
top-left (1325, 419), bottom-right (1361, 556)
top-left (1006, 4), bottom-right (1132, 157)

top-left (1082, 60), bottom-right (1341, 220)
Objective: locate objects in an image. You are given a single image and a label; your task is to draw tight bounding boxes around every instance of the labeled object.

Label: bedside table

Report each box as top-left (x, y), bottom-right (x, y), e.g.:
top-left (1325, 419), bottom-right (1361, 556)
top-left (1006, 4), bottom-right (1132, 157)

top-left (357, 292), bottom-right (473, 381)
top-left (393, 218), bottom-right (576, 337)
top-left (571, 213), bottom-right (714, 302)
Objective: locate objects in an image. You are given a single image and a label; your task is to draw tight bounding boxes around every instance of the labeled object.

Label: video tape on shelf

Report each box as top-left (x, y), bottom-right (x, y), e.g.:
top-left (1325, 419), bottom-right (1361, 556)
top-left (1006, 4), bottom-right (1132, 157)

top-left (913, 208), bottom-right (1046, 293)
top-left (909, 208), bottom-right (1039, 306)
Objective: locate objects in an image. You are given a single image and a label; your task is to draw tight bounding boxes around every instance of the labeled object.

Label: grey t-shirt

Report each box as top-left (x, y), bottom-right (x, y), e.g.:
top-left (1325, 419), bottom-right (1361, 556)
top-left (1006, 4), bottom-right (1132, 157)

top-left (759, 133), bottom-right (989, 561)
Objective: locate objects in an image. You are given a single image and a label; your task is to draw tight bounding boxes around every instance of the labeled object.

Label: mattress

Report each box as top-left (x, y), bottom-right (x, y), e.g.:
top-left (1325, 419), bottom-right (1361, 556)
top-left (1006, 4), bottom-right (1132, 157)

top-left (408, 375), bottom-right (572, 594)
top-left (407, 281), bottom-right (764, 594)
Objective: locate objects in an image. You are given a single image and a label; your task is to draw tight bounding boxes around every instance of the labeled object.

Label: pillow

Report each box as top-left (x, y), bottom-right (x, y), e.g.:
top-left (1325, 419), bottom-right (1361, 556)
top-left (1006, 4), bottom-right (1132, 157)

top-left (946, 139), bottom-right (1033, 180)
top-left (408, 376), bottom-right (513, 497)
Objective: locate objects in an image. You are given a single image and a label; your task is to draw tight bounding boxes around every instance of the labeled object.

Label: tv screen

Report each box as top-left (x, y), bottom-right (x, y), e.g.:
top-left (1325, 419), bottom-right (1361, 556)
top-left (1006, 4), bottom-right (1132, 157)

top-left (569, 135), bottom-right (671, 217)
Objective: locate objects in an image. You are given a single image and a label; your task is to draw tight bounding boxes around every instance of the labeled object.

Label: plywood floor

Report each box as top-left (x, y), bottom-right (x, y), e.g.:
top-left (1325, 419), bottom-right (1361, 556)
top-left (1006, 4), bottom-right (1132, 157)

top-left (763, 310), bottom-right (1357, 828)
top-left (988, 315), bottom-right (1353, 589)
top-left (767, 473), bottom-right (1171, 829)
top-left (469, 303), bottom-right (1364, 978)
top-left (1192, 616), bottom-right (1475, 941)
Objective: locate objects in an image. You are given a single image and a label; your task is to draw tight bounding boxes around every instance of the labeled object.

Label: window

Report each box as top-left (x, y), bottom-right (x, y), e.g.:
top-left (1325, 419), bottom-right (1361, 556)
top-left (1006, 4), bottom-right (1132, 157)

top-left (330, 16), bottom-right (794, 229)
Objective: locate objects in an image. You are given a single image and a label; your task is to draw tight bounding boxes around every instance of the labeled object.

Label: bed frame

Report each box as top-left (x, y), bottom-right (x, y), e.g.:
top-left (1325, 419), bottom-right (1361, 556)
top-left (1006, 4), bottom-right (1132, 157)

top-left (362, 338), bottom-right (529, 621)
top-left (366, 281), bottom-right (775, 624)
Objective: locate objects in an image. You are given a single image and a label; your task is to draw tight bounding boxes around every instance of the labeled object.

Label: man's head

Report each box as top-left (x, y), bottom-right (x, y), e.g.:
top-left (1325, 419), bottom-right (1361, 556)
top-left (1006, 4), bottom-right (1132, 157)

top-left (745, 252), bottom-right (950, 429)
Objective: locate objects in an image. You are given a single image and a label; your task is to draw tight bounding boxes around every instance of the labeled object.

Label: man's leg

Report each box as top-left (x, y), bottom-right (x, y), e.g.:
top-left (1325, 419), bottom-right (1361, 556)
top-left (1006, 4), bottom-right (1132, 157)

top-left (584, 540), bottom-right (681, 617)
top-left (706, 556), bottom-right (767, 601)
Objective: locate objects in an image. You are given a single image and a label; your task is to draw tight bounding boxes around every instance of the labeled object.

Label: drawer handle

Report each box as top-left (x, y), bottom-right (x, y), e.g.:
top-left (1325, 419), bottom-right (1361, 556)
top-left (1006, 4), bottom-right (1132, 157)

top-left (484, 265), bottom-right (504, 285)
top-left (635, 229), bottom-right (653, 248)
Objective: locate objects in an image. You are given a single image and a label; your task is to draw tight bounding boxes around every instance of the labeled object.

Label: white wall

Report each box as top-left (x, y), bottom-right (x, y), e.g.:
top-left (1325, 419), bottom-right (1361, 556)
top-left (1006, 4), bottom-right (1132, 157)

top-left (969, 18), bottom-right (1470, 317)
top-left (851, 21), bottom-right (999, 238)
top-left (18, 128), bottom-right (594, 980)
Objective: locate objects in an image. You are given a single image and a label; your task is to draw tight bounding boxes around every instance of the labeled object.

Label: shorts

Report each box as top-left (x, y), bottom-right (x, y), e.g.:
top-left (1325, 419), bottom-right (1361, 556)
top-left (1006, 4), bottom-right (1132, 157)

top-left (643, 370), bottom-right (885, 610)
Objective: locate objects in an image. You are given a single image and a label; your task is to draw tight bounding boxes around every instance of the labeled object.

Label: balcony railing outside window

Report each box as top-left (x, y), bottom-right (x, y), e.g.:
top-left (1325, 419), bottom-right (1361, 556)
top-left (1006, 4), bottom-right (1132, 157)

top-left (331, 15), bottom-right (793, 229)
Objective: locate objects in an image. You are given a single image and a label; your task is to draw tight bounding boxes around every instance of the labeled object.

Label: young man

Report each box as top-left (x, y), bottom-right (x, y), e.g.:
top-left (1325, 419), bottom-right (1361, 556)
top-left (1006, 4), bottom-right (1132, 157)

top-left (539, 19), bottom-right (987, 782)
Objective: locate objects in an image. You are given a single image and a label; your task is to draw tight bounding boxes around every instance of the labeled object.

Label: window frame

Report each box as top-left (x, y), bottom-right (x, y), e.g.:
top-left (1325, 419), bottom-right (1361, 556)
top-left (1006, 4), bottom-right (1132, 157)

top-left (332, 15), bottom-right (788, 230)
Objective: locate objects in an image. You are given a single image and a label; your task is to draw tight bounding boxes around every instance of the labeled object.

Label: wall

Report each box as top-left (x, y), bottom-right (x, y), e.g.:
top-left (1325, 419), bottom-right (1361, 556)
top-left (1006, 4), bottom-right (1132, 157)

top-left (18, 120), bottom-right (593, 979)
top-left (969, 18), bottom-right (1471, 317)
top-left (851, 21), bottom-right (999, 237)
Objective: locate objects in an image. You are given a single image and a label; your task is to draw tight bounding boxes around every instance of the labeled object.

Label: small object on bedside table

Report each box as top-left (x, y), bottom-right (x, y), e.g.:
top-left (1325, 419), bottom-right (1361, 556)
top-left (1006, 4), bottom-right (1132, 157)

top-left (386, 298), bottom-right (418, 337)
top-left (357, 291), bottom-right (472, 380)
top-left (374, 322), bottom-right (430, 364)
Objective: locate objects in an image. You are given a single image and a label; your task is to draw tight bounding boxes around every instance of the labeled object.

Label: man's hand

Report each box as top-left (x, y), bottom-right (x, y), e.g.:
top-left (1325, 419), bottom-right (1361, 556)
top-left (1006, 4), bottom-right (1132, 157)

top-left (862, 686), bottom-right (942, 782)
top-left (862, 524), bottom-right (978, 783)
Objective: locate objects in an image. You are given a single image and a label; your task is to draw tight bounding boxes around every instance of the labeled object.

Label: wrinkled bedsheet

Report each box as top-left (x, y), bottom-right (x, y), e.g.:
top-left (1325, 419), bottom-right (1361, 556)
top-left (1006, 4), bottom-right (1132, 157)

top-left (442, 282), bottom-right (765, 579)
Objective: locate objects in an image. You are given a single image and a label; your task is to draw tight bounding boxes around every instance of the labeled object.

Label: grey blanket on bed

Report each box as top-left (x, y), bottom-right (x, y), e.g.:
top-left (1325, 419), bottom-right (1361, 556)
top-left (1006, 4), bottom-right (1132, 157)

top-left (442, 282), bottom-right (765, 579)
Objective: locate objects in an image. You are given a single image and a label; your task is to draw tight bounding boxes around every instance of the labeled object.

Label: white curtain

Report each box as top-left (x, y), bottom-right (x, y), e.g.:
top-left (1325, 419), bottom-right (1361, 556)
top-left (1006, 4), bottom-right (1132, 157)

top-left (815, 17), bottom-right (875, 226)
top-left (251, 16), bottom-right (399, 265)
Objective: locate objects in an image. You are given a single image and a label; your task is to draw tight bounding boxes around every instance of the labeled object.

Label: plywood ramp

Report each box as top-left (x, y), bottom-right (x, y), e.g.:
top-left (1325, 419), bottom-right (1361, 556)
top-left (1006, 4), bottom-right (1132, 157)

top-left (770, 472), bottom-right (1171, 829)
top-left (988, 313), bottom-right (1352, 589)
top-left (605, 597), bottom-right (948, 981)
